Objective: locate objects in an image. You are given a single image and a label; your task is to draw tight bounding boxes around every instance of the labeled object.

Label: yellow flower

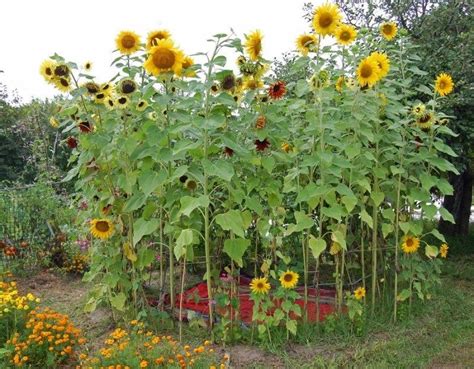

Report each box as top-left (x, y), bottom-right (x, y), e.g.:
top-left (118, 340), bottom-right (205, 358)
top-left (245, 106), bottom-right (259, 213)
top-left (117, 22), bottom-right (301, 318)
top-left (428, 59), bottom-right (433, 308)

top-left (356, 57), bottom-right (381, 88)
top-left (53, 77), bottom-right (72, 93)
top-left (335, 75), bottom-right (345, 92)
top-left (39, 60), bottom-right (56, 82)
top-left (146, 29), bottom-right (171, 49)
top-left (435, 73), bottom-right (454, 96)
top-left (115, 31), bottom-right (141, 55)
top-left (401, 235), bottom-right (420, 254)
top-left (83, 61), bottom-right (92, 71)
top-left (440, 243), bottom-right (449, 258)
top-left (312, 3), bottom-right (342, 36)
top-left (334, 24), bottom-right (357, 46)
top-left (354, 287), bottom-right (366, 300)
top-left (368, 51), bottom-right (390, 79)
top-left (139, 360), bottom-right (148, 368)
top-left (380, 22), bottom-right (398, 41)
top-left (49, 117), bottom-right (59, 128)
top-left (416, 111), bottom-right (435, 130)
top-left (245, 30), bottom-right (263, 61)
top-left (345, 77), bottom-right (357, 90)
top-left (144, 38), bottom-right (184, 76)
top-left (279, 270), bottom-right (299, 289)
top-left (412, 103), bottom-right (426, 117)
top-left (295, 33), bottom-right (318, 56)
top-left (90, 219), bottom-right (114, 239)
top-left (281, 142), bottom-right (292, 153)
top-left (180, 56), bottom-right (196, 77)
top-left (249, 277), bottom-right (271, 294)
top-left (242, 76), bottom-right (263, 91)
top-left (137, 100), bottom-right (148, 111)
top-left (116, 95), bottom-right (130, 110)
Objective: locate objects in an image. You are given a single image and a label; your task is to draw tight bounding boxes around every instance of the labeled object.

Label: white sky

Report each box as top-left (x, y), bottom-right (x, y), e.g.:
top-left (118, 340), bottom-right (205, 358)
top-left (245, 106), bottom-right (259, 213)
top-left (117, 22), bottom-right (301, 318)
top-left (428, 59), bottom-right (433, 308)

top-left (0, 0), bottom-right (321, 102)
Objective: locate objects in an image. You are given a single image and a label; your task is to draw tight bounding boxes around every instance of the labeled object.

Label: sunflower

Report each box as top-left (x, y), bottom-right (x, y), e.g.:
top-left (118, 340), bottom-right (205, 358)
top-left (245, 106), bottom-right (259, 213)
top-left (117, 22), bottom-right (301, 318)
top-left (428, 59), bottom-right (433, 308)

top-left (335, 75), bottom-right (345, 92)
top-left (243, 77), bottom-right (263, 91)
top-left (147, 111), bottom-right (158, 120)
top-left (250, 277), bottom-right (271, 295)
top-left (440, 243), bottom-right (448, 258)
top-left (104, 97), bottom-right (115, 111)
top-left (146, 29), bottom-right (171, 49)
top-left (53, 77), bottom-right (72, 93)
top-left (116, 95), bottom-right (130, 109)
top-left (49, 117), bottom-right (59, 128)
top-left (334, 24), bottom-right (357, 46)
top-left (401, 235), bottom-right (420, 254)
top-left (380, 22), bottom-right (397, 41)
top-left (255, 138), bottom-right (270, 151)
top-left (412, 103), bottom-right (426, 117)
top-left (137, 100), bottom-right (148, 111)
top-left (223, 147), bottom-right (234, 157)
top-left (281, 142), bottom-right (292, 153)
top-left (354, 287), bottom-right (366, 300)
top-left (83, 61), bottom-right (92, 71)
top-left (268, 81), bottom-right (286, 100)
top-left (144, 38), bottom-right (184, 76)
top-left (83, 82), bottom-right (100, 95)
top-left (116, 30), bottom-right (141, 55)
top-left (295, 33), bottom-right (318, 56)
top-left (221, 74), bottom-right (236, 91)
top-left (345, 77), bottom-right (357, 90)
top-left (356, 57), bottom-right (381, 88)
top-left (368, 51), bottom-right (390, 78)
top-left (79, 121), bottom-right (92, 133)
top-left (39, 59), bottom-right (56, 82)
top-left (119, 79), bottom-right (137, 94)
top-left (434, 73), bottom-right (454, 96)
top-left (255, 115), bottom-right (266, 129)
top-left (101, 82), bottom-right (114, 94)
top-left (245, 30), bottom-right (263, 61)
top-left (94, 92), bottom-right (106, 104)
top-left (309, 70), bottom-right (331, 90)
top-left (312, 3), bottom-right (342, 36)
top-left (279, 270), bottom-right (299, 289)
top-left (416, 111), bottom-right (435, 130)
top-left (185, 179), bottom-right (197, 191)
top-left (181, 56), bottom-right (196, 77)
top-left (66, 137), bottom-right (78, 149)
top-left (90, 219), bottom-right (114, 239)
top-left (54, 64), bottom-right (70, 77)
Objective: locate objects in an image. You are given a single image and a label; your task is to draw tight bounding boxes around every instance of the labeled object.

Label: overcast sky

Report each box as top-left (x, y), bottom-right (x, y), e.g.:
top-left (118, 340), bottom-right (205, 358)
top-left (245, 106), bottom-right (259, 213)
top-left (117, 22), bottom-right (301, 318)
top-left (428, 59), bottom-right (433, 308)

top-left (1, 0), bottom-right (321, 102)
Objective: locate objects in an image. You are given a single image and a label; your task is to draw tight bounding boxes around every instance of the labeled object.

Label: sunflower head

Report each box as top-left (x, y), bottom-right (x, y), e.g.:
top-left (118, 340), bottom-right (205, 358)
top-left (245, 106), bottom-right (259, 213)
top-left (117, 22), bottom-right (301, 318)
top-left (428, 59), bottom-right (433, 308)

top-left (53, 77), bottom-right (72, 93)
top-left (281, 142), bottom-right (292, 153)
top-left (255, 138), bottom-right (270, 152)
top-left (434, 73), bottom-right (454, 96)
top-left (312, 3), bottom-right (342, 36)
top-left (412, 103), bottom-right (426, 117)
top-left (144, 38), bottom-right (184, 76)
top-left (104, 97), bottom-right (115, 111)
top-left (335, 24), bottom-right (357, 46)
top-left (116, 31), bottom-right (141, 55)
top-left (116, 96), bottom-right (130, 109)
top-left (185, 179), bottom-right (197, 191)
top-left (39, 59), bottom-right (57, 82)
top-left (90, 219), bottom-right (114, 239)
top-left (268, 81), bottom-right (286, 100)
top-left (368, 52), bottom-right (390, 79)
top-left (335, 75), bottom-right (346, 92)
top-left (83, 61), bottom-right (93, 71)
top-left (243, 77), bottom-right (263, 91)
top-left (146, 29), bottom-right (171, 49)
top-left (440, 243), bottom-right (448, 258)
top-left (250, 277), bottom-right (271, 295)
top-left (119, 79), bottom-right (137, 94)
top-left (401, 235), bottom-right (420, 254)
top-left (354, 287), bottom-right (366, 300)
top-left (295, 34), bottom-right (318, 56)
top-left (245, 30), bottom-right (263, 61)
top-left (66, 136), bottom-right (78, 149)
top-left (180, 56), bottom-right (196, 77)
top-left (223, 147), bottom-right (234, 157)
top-left (49, 117), bottom-right (59, 128)
top-left (380, 22), bottom-right (398, 41)
top-left (137, 100), bottom-right (148, 111)
top-left (83, 82), bottom-right (100, 96)
top-left (309, 70), bottom-right (331, 90)
top-left (279, 270), bottom-right (299, 289)
top-left (416, 111), bottom-right (435, 131)
top-left (221, 73), bottom-right (236, 91)
top-left (357, 57), bottom-right (381, 88)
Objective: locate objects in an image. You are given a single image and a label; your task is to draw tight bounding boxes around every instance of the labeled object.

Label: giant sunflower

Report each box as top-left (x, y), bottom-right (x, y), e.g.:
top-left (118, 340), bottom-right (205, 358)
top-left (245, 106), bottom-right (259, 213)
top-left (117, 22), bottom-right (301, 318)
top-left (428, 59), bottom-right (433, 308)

top-left (116, 31), bottom-right (141, 55)
top-left (245, 30), bottom-right (263, 61)
top-left (368, 51), bottom-right (390, 79)
top-left (90, 219), bottom-right (114, 239)
top-left (249, 277), bottom-right (271, 295)
top-left (279, 270), bottom-right (299, 289)
top-left (295, 33), bottom-right (318, 56)
top-left (39, 59), bottom-right (56, 82)
top-left (434, 73), bottom-right (454, 96)
top-left (144, 38), bottom-right (184, 76)
top-left (146, 29), bottom-right (171, 49)
top-left (334, 24), bottom-right (357, 46)
top-left (401, 235), bottom-right (420, 254)
top-left (380, 22), bottom-right (397, 41)
top-left (356, 57), bottom-right (381, 88)
top-left (312, 3), bottom-right (342, 36)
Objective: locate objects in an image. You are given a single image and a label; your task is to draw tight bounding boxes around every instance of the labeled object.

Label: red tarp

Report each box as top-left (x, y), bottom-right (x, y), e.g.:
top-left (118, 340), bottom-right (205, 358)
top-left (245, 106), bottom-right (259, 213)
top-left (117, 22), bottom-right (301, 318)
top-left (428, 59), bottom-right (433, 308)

top-left (174, 276), bottom-right (337, 323)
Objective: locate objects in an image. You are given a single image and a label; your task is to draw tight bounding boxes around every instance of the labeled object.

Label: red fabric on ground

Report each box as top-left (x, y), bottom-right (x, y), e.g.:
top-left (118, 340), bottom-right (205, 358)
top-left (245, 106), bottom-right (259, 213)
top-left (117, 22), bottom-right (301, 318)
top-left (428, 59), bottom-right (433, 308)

top-left (175, 277), bottom-right (337, 323)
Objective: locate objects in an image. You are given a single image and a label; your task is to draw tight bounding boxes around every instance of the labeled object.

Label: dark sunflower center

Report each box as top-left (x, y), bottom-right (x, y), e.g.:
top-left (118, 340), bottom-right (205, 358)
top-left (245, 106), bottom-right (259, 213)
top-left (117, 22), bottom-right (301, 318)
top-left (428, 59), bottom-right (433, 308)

top-left (284, 274), bottom-right (293, 282)
top-left (108, 99), bottom-right (114, 107)
top-left (383, 24), bottom-right (393, 34)
top-left (319, 13), bottom-right (333, 28)
top-left (118, 97), bottom-right (127, 104)
top-left (45, 67), bottom-right (52, 76)
top-left (121, 81), bottom-right (136, 94)
top-left (222, 76), bottom-right (235, 90)
top-left (138, 101), bottom-right (145, 107)
top-left (272, 84), bottom-right (281, 93)
top-left (256, 282), bottom-right (264, 289)
top-left (360, 64), bottom-right (373, 78)
top-left (96, 221), bottom-right (110, 232)
top-left (341, 31), bottom-right (350, 41)
top-left (60, 78), bottom-right (69, 87)
top-left (121, 35), bottom-right (136, 49)
top-left (96, 93), bottom-right (105, 99)
top-left (151, 33), bottom-right (166, 46)
top-left (406, 238), bottom-right (413, 247)
top-left (439, 81), bottom-right (446, 89)
top-left (86, 83), bottom-right (99, 94)
top-left (152, 48), bottom-right (175, 69)
top-left (419, 114), bottom-right (431, 123)
top-left (55, 65), bottom-right (69, 77)
top-left (301, 36), bottom-right (313, 47)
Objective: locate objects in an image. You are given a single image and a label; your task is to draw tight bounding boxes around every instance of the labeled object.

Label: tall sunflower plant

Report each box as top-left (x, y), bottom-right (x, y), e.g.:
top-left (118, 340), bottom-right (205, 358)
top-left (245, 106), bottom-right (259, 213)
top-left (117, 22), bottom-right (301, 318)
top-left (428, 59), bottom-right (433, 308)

top-left (40, 1), bottom-right (457, 339)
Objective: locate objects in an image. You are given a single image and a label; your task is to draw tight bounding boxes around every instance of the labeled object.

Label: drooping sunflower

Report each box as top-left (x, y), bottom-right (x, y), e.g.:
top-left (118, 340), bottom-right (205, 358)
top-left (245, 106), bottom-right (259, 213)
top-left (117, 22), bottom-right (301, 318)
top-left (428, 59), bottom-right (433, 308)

top-left (255, 138), bottom-right (270, 152)
top-left (119, 79), bottom-right (137, 94)
top-left (312, 3), bottom-right (342, 36)
top-left (53, 77), bottom-right (72, 93)
top-left (78, 121), bottom-right (92, 133)
top-left (380, 22), bottom-right (398, 41)
top-left (309, 70), bottom-right (331, 91)
top-left (416, 111), bottom-right (435, 130)
top-left (412, 103), bottom-right (426, 117)
top-left (221, 73), bottom-right (236, 91)
top-left (146, 29), bottom-right (171, 49)
top-left (116, 95), bottom-right (130, 109)
top-left (279, 270), bottom-right (299, 289)
top-left (368, 51), bottom-right (390, 79)
top-left (268, 81), bottom-right (286, 100)
top-left (354, 287), bottom-right (366, 300)
top-left (83, 61), bottom-right (92, 71)
top-left (295, 33), bottom-right (318, 56)
top-left (144, 38), bottom-right (184, 76)
top-left (116, 31), bottom-right (141, 55)
top-left (440, 243), bottom-right (449, 258)
top-left (334, 24), bottom-right (357, 46)
top-left (434, 73), bottom-right (454, 96)
top-left (245, 30), bottom-right (263, 61)
top-left (356, 57), bottom-right (381, 88)
top-left (401, 235), bottom-right (420, 254)
top-left (335, 75), bottom-right (345, 92)
top-left (90, 219), bottom-right (114, 239)
top-left (249, 277), bottom-right (271, 295)
top-left (136, 100), bottom-right (148, 111)
top-left (39, 59), bottom-right (56, 82)
top-left (54, 64), bottom-right (70, 78)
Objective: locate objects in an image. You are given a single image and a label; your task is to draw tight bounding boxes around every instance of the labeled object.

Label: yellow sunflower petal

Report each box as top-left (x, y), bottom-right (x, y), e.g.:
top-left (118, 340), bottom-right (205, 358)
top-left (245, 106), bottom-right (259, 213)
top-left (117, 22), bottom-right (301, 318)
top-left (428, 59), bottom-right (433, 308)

top-left (380, 22), bottom-right (398, 41)
top-left (144, 38), bottom-right (184, 76)
top-left (334, 24), bottom-right (357, 46)
top-left (90, 219), bottom-right (114, 239)
top-left (435, 73), bottom-right (454, 96)
top-left (116, 30), bottom-right (141, 55)
top-left (295, 33), bottom-right (318, 56)
top-left (245, 30), bottom-right (263, 61)
top-left (312, 3), bottom-right (342, 36)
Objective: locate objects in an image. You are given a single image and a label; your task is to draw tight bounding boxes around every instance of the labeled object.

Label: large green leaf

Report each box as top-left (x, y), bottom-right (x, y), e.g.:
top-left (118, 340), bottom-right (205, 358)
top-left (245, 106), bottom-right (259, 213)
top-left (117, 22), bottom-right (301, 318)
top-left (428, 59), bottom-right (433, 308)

top-left (175, 229), bottom-right (194, 260)
top-left (202, 159), bottom-right (235, 181)
top-left (179, 195), bottom-right (210, 217)
top-left (308, 236), bottom-right (326, 259)
top-left (109, 292), bottom-right (126, 311)
top-left (223, 238), bottom-right (250, 267)
top-left (133, 218), bottom-right (160, 245)
top-left (215, 210), bottom-right (247, 238)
